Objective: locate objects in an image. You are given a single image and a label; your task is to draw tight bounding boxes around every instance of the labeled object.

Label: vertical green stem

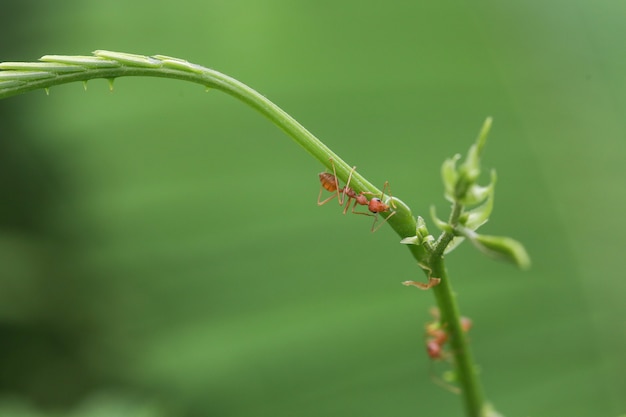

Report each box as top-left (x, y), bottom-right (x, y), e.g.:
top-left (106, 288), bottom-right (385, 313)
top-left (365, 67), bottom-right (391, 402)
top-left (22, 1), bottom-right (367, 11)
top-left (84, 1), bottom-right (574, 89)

top-left (430, 256), bottom-right (485, 417)
top-left (423, 199), bottom-right (486, 417)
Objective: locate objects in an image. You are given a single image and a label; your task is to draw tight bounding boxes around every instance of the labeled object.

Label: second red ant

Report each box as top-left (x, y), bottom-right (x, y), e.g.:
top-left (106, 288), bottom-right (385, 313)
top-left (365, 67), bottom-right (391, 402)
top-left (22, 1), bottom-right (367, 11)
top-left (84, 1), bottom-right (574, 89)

top-left (425, 315), bottom-right (473, 360)
top-left (424, 308), bottom-right (473, 393)
top-left (318, 159), bottom-right (396, 232)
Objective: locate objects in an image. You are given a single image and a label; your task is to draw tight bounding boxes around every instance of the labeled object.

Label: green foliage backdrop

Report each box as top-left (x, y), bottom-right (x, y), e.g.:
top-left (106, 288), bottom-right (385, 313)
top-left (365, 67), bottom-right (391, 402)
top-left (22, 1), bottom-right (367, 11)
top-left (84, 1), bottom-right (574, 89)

top-left (1, 1), bottom-right (624, 416)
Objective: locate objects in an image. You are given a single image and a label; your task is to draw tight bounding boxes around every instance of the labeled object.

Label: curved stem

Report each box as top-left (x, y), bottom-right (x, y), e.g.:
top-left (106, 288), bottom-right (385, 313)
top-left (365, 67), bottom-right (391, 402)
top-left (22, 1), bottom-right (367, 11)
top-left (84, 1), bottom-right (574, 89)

top-left (0, 50), bottom-right (417, 238)
top-left (1, 50), bottom-right (487, 416)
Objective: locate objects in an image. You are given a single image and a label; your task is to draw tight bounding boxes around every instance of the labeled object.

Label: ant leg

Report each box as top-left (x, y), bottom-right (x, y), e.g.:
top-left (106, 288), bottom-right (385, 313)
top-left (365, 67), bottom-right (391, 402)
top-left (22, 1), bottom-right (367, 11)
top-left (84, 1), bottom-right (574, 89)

top-left (430, 365), bottom-right (461, 394)
top-left (370, 210), bottom-right (396, 232)
top-left (317, 158), bottom-right (343, 206)
top-left (344, 164), bottom-right (356, 188)
top-left (340, 162), bottom-right (358, 207)
top-left (317, 185), bottom-right (338, 206)
top-left (342, 196), bottom-right (354, 214)
top-left (350, 196), bottom-right (375, 217)
top-left (329, 158), bottom-right (344, 205)
top-left (380, 181), bottom-right (390, 198)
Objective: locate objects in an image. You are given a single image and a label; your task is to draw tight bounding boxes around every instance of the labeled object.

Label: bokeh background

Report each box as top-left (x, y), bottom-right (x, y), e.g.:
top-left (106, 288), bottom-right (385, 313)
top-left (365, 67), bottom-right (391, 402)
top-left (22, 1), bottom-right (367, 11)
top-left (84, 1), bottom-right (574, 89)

top-left (1, 1), bottom-right (625, 416)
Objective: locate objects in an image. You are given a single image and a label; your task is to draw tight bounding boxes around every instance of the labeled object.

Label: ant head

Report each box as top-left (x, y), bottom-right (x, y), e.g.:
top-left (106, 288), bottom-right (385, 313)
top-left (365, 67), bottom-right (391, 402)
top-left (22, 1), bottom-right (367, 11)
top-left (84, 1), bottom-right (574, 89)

top-left (426, 340), bottom-right (443, 359)
top-left (368, 197), bottom-right (390, 214)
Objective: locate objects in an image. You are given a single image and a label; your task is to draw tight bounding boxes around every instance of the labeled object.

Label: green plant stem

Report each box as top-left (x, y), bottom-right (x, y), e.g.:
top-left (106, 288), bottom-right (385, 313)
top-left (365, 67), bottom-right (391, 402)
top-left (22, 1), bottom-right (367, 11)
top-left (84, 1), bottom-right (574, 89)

top-left (0, 50), bottom-right (487, 416)
top-left (431, 259), bottom-right (485, 417)
top-left (430, 201), bottom-right (486, 417)
top-left (0, 51), bottom-right (418, 237)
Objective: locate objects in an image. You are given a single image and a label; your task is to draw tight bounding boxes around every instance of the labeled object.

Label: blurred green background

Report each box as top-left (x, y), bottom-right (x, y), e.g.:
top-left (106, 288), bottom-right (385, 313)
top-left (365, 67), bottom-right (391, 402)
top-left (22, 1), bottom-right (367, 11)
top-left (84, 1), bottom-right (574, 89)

top-left (1, 1), bottom-right (625, 416)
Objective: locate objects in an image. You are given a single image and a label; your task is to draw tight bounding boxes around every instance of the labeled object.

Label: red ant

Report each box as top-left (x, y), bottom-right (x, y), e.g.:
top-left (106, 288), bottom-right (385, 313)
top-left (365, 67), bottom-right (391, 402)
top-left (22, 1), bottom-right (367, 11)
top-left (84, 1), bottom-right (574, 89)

top-left (424, 308), bottom-right (473, 393)
top-left (318, 159), bottom-right (396, 232)
top-left (425, 307), bottom-right (473, 359)
top-left (425, 316), bottom-right (472, 360)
